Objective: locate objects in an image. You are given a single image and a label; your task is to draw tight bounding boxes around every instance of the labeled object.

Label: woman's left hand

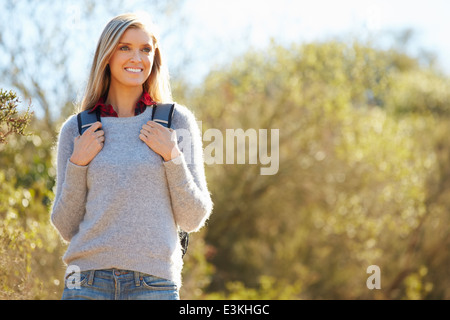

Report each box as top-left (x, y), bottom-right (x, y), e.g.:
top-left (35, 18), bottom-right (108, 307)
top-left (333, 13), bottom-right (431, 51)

top-left (139, 121), bottom-right (181, 161)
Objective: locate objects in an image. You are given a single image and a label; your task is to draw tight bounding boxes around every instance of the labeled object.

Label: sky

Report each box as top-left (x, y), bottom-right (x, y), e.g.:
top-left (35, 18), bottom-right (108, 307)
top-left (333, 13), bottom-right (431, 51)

top-left (2, 0), bottom-right (450, 117)
top-left (176, 0), bottom-right (450, 82)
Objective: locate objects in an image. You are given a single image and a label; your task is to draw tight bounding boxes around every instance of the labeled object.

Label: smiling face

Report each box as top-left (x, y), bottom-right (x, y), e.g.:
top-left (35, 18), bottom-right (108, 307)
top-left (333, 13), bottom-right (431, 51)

top-left (108, 27), bottom-right (155, 91)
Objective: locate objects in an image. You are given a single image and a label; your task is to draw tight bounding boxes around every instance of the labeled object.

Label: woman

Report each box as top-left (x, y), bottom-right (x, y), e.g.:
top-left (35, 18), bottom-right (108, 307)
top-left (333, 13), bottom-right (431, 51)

top-left (51, 12), bottom-right (213, 300)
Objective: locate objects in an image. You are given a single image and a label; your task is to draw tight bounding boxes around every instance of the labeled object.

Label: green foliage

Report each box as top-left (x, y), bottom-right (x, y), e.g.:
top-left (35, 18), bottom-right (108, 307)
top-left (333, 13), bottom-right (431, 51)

top-left (0, 114), bottom-right (67, 299)
top-left (2, 38), bottom-right (450, 300)
top-left (179, 232), bottom-right (216, 299)
top-left (204, 276), bottom-right (302, 300)
top-left (0, 89), bottom-right (32, 144)
top-left (179, 39), bottom-right (450, 299)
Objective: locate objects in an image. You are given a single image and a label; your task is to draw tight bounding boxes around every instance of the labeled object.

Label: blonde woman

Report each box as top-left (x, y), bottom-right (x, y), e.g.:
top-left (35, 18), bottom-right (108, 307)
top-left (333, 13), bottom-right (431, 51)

top-left (51, 12), bottom-right (213, 300)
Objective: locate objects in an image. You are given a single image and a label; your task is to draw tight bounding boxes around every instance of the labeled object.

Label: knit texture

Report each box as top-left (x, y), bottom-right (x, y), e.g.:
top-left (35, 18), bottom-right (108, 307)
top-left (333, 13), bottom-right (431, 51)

top-left (51, 105), bottom-right (213, 287)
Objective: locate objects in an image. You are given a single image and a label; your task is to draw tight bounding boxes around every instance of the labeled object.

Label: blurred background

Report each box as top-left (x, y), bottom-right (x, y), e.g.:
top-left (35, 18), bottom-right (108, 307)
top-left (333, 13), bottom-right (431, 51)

top-left (1, 0), bottom-right (449, 299)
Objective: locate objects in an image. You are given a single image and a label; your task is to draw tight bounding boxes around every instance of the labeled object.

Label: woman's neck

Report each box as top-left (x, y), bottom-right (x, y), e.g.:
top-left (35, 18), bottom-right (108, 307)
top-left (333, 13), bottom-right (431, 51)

top-left (106, 84), bottom-right (143, 117)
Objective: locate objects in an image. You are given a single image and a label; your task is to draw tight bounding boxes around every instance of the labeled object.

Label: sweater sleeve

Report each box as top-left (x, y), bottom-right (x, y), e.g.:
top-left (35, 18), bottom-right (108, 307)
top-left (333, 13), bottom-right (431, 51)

top-left (163, 104), bottom-right (213, 233)
top-left (50, 116), bottom-right (89, 241)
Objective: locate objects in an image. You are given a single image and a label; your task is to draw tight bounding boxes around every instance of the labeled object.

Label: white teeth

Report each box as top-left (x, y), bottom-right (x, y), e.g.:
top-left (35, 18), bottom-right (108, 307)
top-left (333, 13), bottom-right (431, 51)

top-left (125, 68), bottom-right (142, 73)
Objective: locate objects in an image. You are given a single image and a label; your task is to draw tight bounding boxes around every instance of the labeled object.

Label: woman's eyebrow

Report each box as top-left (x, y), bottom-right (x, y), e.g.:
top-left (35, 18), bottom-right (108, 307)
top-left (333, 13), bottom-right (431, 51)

top-left (118, 42), bottom-right (152, 46)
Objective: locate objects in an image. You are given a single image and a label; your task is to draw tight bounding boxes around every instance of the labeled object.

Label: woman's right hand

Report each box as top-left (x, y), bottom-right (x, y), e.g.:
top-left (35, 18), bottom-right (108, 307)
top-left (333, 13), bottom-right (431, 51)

top-left (69, 122), bottom-right (105, 166)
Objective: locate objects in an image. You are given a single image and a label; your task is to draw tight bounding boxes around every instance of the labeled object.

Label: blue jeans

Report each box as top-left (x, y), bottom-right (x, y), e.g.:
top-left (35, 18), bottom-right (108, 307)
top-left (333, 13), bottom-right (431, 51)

top-left (61, 269), bottom-right (179, 300)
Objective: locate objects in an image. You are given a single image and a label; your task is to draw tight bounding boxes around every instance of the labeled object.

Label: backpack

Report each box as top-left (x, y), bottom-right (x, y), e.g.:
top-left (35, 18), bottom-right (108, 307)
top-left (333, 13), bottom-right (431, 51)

top-left (76, 103), bottom-right (189, 258)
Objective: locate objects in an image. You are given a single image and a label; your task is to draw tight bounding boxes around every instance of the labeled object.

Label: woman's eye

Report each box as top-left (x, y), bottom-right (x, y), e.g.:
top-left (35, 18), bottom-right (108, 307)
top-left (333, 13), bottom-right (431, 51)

top-left (119, 46), bottom-right (130, 51)
top-left (142, 47), bottom-right (152, 53)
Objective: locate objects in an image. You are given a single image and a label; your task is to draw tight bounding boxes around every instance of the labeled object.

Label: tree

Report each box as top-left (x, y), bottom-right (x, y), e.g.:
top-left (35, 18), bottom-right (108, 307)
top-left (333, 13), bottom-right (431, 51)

top-left (180, 40), bottom-right (450, 299)
top-left (0, 0), bottom-right (186, 130)
top-left (0, 89), bottom-right (32, 144)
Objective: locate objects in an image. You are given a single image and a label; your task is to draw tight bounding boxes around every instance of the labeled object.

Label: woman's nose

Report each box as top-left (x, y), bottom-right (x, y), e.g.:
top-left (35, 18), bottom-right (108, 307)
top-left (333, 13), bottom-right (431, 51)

top-left (130, 50), bottom-right (142, 62)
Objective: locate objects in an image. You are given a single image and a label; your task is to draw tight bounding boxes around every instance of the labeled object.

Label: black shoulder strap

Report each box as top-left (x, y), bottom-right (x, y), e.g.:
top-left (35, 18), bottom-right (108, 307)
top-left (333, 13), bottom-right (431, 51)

top-left (77, 104), bottom-right (175, 134)
top-left (152, 103), bottom-right (175, 128)
top-left (77, 109), bottom-right (101, 135)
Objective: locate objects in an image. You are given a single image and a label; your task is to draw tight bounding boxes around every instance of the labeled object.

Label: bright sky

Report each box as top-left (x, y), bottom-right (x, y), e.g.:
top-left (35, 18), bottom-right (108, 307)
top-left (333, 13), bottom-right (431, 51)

top-left (2, 0), bottom-right (450, 117)
top-left (177, 0), bottom-right (450, 81)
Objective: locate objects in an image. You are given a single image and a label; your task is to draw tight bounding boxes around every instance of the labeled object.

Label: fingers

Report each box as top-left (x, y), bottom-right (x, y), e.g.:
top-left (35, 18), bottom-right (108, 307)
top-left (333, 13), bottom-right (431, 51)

top-left (93, 130), bottom-right (105, 139)
top-left (140, 123), bottom-right (161, 146)
top-left (77, 121), bottom-right (105, 150)
top-left (147, 120), bottom-right (160, 127)
top-left (139, 133), bottom-right (148, 143)
top-left (97, 134), bottom-right (105, 144)
top-left (81, 122), bottom-right (104, 140)
top-left (71, 127), bottom-right (104, 166)
top-left (141, 123), bottom-right (154, 134)
top-left (141, 122), bottom-right (161, 139)
top-left (146, 120), bottom-right (169, 131)
top-left (89, 121), bottom-right (102, 132)
top-left (142, 121), bottom-right (174, 134)
top-left (81, 121), bottom-right (103, 137)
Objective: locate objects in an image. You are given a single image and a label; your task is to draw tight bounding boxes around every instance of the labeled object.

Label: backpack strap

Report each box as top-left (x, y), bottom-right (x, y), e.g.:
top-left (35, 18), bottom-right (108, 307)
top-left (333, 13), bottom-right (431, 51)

top-left (152, 103), bottom-right (175, 128)
top-left (77, 109), bottom-right (101, 135)
top-left (77, 103), bottom-right (175, 135)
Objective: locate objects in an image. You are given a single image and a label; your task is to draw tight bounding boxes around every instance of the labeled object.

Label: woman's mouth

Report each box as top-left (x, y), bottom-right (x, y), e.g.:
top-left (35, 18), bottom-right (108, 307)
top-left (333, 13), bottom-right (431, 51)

top-left (124, 67), bottom-right (143, 73)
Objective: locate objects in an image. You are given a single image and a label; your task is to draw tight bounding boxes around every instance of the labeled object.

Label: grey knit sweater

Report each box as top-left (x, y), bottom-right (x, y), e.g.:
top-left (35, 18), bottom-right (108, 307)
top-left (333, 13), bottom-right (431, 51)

top-left (51, 104), bottom-right (213, 287)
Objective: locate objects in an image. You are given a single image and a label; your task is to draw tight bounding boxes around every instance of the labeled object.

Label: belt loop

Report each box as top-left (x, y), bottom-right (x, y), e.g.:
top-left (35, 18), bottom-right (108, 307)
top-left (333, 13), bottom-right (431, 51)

top-left (88, 270), bottom-right (95, 285)
top-left (134, 271), bottom-right (141, 287)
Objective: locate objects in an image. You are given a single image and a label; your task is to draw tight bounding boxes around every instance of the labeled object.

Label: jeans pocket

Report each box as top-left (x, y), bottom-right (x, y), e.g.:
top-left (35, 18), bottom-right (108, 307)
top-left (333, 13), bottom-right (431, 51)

top-left (141, 275), bottom-right (177, 291)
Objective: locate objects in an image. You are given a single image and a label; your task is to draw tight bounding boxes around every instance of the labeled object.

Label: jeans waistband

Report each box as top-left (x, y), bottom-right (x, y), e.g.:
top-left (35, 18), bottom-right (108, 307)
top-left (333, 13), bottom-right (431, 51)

top-left (88, 269), bottom-right (142, 286)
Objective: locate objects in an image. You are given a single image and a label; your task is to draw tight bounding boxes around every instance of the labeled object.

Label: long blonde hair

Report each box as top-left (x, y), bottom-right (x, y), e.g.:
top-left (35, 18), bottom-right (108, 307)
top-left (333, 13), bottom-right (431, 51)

top-left (80, 12), bottom-right (172, 112)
